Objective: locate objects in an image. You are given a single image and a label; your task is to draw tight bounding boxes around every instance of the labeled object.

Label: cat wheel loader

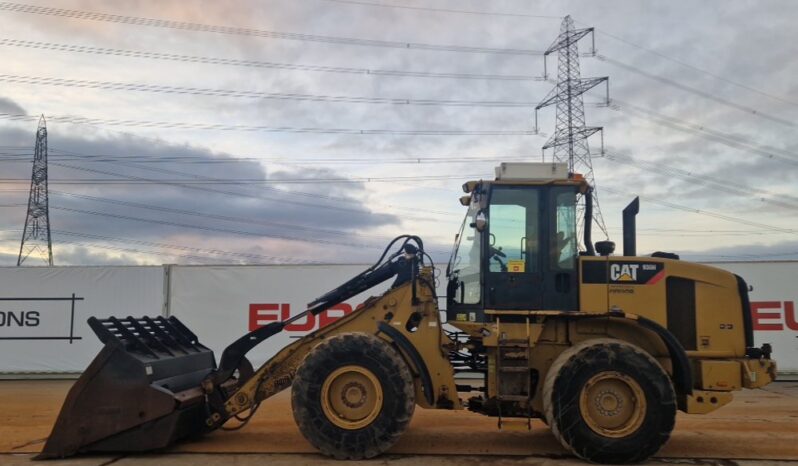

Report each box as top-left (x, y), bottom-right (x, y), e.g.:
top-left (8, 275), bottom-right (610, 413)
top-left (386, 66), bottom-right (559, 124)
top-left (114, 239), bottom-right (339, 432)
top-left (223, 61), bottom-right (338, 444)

top-left (39, 163), bottom-right (776, 464)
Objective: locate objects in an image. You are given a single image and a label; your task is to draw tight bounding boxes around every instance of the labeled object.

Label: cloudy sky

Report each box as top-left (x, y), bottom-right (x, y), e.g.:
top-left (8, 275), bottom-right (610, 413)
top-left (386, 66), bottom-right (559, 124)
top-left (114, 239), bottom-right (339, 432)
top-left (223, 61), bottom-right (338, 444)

top-left (0, 0), bottom-right (796, 267)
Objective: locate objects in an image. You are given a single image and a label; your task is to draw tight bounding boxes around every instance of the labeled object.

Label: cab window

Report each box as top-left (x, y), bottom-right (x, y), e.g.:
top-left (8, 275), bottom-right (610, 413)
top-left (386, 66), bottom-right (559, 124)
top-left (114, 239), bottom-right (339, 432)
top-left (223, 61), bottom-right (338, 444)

top-left (488, 187), bottom-right (539, 273)
top-left (449, 206), bottom-right (482, 304)
top-left (551, 189), bottom-right (577, 271)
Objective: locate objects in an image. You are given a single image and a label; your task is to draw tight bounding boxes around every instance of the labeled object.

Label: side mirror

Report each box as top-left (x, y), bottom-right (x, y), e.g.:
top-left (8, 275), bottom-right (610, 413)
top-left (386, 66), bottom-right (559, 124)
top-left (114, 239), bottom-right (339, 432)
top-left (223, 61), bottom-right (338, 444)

top-left (474, 210), bottom-right (487, 232)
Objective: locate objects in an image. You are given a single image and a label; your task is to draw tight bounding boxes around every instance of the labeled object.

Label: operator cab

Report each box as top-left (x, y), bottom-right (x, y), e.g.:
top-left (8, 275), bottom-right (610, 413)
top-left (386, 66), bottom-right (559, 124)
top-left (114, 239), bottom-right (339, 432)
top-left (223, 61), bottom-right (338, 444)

top-left (446, 163), bottom-right (589, 323)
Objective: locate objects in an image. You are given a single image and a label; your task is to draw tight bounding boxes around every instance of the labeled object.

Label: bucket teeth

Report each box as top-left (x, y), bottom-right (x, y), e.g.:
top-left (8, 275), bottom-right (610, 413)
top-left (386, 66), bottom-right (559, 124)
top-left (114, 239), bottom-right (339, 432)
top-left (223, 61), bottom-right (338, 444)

top-left (88, 315), bottom-right (208, 360)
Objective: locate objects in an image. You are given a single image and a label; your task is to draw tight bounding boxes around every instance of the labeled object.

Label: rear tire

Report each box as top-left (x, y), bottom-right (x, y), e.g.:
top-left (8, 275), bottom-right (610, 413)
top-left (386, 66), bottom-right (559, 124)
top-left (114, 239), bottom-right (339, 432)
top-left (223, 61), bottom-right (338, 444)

top-left (291, 332), bottom-right (415, 460)
top-left (543, 338), bottom-right (676, 464)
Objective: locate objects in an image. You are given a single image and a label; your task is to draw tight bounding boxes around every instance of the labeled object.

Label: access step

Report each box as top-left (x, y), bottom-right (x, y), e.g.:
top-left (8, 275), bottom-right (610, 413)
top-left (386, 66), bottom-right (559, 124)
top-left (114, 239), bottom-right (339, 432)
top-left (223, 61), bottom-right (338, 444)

top-left (498, 339), bottom-right (530, 346)
top-left (496, 394), bottom-right (530, 402)
top-left (499, 366), bottom-right (530, 373)
top-left (498, 418), bottom-right (531, 431)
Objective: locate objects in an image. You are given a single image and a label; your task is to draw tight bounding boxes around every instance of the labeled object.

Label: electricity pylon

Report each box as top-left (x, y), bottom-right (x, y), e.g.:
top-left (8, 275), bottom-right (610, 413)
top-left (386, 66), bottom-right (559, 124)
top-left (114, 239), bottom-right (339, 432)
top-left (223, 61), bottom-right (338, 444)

top-left (17, 115), bottom-right (53, 266)
top-left (536, 15), bottom-right (610, 240)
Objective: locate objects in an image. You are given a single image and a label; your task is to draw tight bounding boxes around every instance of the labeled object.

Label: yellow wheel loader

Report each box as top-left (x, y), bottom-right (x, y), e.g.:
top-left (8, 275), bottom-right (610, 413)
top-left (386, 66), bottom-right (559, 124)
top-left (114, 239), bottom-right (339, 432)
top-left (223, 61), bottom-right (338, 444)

top-left (39, 163), bottom-right (776, 464)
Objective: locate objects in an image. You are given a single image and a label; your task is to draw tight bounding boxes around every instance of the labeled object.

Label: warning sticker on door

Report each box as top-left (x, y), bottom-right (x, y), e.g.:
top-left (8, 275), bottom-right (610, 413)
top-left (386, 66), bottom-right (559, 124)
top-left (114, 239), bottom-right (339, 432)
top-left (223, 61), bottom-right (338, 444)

top-left (508, 260), bottom-right (525, 273)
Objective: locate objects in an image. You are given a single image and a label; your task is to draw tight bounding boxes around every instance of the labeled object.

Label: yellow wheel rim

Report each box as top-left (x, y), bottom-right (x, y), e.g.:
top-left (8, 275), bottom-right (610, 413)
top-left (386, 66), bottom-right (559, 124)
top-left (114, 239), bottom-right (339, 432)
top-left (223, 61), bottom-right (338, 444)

top-left (579, 371), bottom-right (647, 438)
top-left (320, 365), bottom-right (383, 430)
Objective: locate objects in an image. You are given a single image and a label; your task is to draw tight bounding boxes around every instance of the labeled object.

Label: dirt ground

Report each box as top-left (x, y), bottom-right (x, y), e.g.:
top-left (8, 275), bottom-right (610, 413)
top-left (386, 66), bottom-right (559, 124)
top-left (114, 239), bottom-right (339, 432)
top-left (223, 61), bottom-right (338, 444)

top-left (1, 380), bottom-right (797, 464)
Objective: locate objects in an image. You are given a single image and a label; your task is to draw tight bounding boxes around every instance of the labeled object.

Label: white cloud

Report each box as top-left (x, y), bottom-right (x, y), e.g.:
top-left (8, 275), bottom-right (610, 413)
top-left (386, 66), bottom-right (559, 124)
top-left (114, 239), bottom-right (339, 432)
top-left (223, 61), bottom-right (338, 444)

top-left (1, 0), bottom-right (796, 265)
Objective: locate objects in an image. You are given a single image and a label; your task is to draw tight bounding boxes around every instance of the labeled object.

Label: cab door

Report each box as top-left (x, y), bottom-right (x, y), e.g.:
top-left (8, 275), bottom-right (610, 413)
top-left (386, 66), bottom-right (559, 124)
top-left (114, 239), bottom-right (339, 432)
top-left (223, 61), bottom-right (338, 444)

top-left (484, 186), bottom-right (543, 309)
top-left (540, 187), bottom-right (579, 310)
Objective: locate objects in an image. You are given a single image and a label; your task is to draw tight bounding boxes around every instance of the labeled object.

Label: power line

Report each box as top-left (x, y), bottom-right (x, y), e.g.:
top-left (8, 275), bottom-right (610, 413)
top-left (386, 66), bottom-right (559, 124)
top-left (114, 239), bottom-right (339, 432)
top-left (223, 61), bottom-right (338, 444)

top-left (51, 237), bottom-right (317, 264)
top-left (602, 186), bottom-right (797, 235)
top-left (0, 228), bottom-right (323, 264)
top-left (1, 180), bottom-right (455, 255)
top-left (0, 148), bottom-right (535, 166)
top-left (32, 137), bottom-right (798, 221)
top-left (0, 112), bottom-right (538, 136)
top-left (54, 239), bottom-right (303, 264)
top-left (1, 195), bottom-right (786, 239)
top-left (5, 186), bottom-right (790, 240)
top-left (0, 2), bottom-right (545, 55)
top-left (52, 230), bottom-right (323, 263)
top-left (38, 145), bottom-right (798, 215)
top-left (602, 151), bottom-right (798, 211)
top-left (52, 143), bottom-right (798, 224)
top-left (0, 73), bottom-right (539, 108)
top-left (580, 20), bottom-right (798, 108)
top-left (320, 0), bottom-right (562, 19)
top-left (49, 189), bottom-right (396, 246)
top-left (684, 250), bottom-right (798, 260)
top-left (46, 158), bottom-right (460, 220)
top-left (56, 155), bottom-right (460, 216)
top-left (611, 227), bottom-right (787, 234)
top-left (29, 237), bottom-right (249, 264)
top-left (605, 227), bottom-right (788, 237)
top-left (595, 55), bottom-right (795, 127)
top-left (0, 38), bottom-right (544, 81)
top-left (601, 98), bottom-right (798, 166)
top-left (0, 173), bottom-right (481, 185)
top-left (45, 204), bottom-right (452, 255)
top-left (48, 205), bottom-right (382, 250)
top-left (0, 176), bottom-right (468, 185)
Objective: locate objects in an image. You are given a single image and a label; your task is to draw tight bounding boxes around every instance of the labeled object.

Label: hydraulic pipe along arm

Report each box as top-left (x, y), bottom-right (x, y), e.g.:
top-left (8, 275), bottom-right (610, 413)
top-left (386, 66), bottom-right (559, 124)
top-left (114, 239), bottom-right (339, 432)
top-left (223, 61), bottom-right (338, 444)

top-left (210, 236), bottom-right (425, 386)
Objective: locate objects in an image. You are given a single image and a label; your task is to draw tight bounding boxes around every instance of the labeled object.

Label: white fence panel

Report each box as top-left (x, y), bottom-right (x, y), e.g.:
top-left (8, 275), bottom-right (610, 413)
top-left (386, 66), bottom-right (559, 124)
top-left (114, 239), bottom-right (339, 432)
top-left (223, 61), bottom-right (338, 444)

top-left (1, 261), bottom-right (794, 375)
top-left (168, 265), bottom-right (395, 368)
top-left (0, 266), bottom-right (165, 373)
top-left (710, 261), bottom-right (798, 373)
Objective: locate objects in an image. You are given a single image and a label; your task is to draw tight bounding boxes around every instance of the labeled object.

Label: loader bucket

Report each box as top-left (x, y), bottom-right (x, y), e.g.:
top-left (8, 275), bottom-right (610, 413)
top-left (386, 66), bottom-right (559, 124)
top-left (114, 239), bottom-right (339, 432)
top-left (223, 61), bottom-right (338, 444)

top-left (37, 316), bottom-right (217, 459)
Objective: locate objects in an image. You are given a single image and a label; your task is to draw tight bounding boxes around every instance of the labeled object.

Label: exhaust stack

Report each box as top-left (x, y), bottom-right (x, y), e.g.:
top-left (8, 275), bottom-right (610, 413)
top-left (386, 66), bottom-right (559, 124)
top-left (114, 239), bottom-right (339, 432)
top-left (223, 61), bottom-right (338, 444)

top-left (584, 188), bottom-right (596, 255)
top-left (622, 197), bottom-right (640, 257)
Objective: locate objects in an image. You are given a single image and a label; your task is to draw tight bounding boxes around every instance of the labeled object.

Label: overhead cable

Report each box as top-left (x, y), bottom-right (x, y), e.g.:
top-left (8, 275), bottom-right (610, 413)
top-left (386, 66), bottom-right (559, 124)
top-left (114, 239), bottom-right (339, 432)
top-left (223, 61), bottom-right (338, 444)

top-left (320, 0), bottom-right (562, 18)
top-left (0, 2), bottom-right (545, 55)
top-left (596, 55), bottom-right (795, 127)
top-left (0, 74), bottom-right (539, 108)
top-left (50, 229), bottom-right (323, 264)
top-left (603, 151), bottom-right (798, 211)
top-left (0, 112), bottom-right (538, 136)
top-left (602, 186), bottom-right (797, 235)
top-left (47, 160), bottom-right (459, 220)
top-left (0, 38), bottom-right (544, 81)
top-left (602, 99), bottom-right (798, 166)
top-left (581, 20), bottom-right (798, 108)
top-left (50, 190), bottom-right (398, 245)
top-left (49, 205), bottom-right (385, 250)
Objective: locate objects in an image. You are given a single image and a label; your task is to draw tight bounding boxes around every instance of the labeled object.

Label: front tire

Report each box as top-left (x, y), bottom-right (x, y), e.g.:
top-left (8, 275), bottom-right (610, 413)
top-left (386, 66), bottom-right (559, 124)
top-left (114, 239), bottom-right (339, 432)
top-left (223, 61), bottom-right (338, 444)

top-left (291, 332), bottom-right (415, 460)
top-left (543, 338), bottom-right (676, 464)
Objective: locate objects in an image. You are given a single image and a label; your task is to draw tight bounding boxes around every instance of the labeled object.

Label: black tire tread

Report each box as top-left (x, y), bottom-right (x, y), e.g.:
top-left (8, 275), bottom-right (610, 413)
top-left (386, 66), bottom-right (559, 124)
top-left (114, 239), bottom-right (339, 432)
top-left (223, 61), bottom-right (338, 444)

top-left (291, 332), bottom-right (415, 460)
top-left (542, 338), bottom-right (676, 464)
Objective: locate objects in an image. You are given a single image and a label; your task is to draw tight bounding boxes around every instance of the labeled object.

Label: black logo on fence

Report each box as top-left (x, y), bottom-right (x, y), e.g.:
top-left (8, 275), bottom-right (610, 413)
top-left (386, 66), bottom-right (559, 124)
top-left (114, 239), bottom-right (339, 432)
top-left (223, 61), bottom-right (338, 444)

top-left (0, 294), bottom-right (84, 343)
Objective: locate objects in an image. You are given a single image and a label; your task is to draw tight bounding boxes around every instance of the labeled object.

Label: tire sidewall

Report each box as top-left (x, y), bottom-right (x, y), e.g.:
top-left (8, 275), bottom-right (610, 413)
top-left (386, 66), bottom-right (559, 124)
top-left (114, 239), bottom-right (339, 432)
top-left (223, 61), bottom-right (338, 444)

top-left (292, 333), bottom-right (415, 459)
top-left (552, 341), bottom-right (676, 463)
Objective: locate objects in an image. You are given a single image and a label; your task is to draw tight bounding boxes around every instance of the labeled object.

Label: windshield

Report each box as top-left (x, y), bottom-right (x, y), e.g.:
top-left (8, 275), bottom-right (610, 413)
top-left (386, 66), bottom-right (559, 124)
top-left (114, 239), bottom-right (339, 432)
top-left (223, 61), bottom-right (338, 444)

top-left (447, 204), bottom-right (481, 305)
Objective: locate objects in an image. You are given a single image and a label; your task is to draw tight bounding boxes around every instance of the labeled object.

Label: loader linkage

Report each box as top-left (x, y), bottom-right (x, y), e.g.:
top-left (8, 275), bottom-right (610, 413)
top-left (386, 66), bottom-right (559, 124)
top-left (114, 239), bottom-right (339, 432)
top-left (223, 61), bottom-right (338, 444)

top-left (39, 236), bottom-right (428, 459)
